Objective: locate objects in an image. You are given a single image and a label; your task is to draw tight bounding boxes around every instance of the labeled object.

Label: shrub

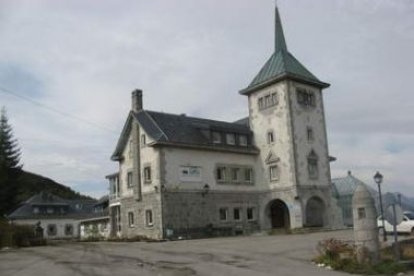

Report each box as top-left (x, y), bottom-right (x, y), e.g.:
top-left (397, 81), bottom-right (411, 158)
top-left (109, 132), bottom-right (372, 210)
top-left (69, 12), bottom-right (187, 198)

top-left (0, 219), bottom-right (46, 248)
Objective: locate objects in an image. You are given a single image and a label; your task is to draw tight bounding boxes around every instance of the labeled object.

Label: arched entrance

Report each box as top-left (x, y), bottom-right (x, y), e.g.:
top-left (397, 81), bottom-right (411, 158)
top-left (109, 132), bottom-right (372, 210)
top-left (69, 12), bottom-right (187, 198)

top-left (269, 199), bottom-right (290, 229)
top-left (305, 197), bottom-right (325, 227)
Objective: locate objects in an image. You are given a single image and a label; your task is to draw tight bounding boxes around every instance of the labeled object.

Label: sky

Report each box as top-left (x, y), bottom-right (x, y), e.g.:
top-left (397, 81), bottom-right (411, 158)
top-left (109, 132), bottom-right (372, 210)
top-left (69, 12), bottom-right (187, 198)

top-left (0, 0), bottom-right (413, 198)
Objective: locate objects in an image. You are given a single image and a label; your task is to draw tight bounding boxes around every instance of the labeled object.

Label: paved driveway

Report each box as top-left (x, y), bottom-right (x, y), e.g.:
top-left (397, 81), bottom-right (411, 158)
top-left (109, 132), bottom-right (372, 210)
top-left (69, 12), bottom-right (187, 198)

top-left (0, 230), bottom-right (362, 276)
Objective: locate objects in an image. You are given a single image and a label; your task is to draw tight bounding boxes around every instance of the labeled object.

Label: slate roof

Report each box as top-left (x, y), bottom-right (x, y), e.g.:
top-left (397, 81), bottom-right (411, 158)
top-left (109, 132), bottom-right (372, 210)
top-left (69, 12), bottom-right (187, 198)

top-left (8, 192), bottom-right (98, 220)
top-left (111, 110), bottom-right (258, 160)
top-left (240, 7), bottom-right (329, 95)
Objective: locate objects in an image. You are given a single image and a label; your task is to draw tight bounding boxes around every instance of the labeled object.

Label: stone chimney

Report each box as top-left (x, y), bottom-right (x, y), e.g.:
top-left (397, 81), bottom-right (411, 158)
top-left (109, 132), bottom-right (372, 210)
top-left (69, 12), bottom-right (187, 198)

top-left (131, 89), bottom-right (143, 112)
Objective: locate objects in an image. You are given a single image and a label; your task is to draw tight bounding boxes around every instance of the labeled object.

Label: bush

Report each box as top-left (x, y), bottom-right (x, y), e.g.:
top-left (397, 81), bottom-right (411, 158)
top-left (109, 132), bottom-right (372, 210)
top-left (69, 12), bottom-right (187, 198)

top-left (314, 238), bottom-right (408, 275)
top-left (0, 219), bottom-right (46, 248)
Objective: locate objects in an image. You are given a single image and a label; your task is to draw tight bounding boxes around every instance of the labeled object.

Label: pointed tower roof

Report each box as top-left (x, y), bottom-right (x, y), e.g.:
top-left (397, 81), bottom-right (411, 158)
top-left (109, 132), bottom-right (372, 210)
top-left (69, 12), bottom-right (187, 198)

top-left (240, 6), bottom-right (329, 95)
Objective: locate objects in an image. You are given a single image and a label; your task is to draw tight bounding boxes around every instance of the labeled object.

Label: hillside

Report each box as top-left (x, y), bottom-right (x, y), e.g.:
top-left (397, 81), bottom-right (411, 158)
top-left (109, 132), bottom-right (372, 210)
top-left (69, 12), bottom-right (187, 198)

top-left (6, 170), bottom-right (94, 214)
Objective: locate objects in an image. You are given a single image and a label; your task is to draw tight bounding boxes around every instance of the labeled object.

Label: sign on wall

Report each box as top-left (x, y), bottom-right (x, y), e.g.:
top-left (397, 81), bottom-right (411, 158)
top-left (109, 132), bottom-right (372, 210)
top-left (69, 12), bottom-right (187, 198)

top-left (179, 166), bottom-right (202, 182)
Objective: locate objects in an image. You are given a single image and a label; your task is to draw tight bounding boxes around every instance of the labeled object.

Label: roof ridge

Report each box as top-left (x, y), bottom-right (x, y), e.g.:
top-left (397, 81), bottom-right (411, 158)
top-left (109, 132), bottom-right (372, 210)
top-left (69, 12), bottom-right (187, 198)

top-left (145, 110), bottom-right (250, 128)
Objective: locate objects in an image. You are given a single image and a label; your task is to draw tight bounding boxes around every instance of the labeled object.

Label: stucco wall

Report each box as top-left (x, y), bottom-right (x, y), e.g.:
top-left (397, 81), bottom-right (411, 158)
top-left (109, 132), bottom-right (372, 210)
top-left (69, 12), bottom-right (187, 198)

top-left (248, 81), bottom-right (297, 191)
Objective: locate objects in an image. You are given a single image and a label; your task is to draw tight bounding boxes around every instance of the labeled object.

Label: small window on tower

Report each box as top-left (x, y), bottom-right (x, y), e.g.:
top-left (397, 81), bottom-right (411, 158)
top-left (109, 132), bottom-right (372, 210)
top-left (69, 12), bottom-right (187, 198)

top-left (127, 172), bottom-right (133, 188)
top-left (140, 134), bottom-right (146, 147)
top-left (226, 133), bottom-right (236, 145)
top-left (267, 131), bottom-right (274, 144)
top-left (307, 127), bottom-right (314, 142)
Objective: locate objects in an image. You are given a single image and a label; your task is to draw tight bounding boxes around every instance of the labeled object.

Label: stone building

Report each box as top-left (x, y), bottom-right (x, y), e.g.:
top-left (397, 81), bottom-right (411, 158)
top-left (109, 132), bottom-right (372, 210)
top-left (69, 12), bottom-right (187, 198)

top-left (107, 6), bottom-right (343, 240)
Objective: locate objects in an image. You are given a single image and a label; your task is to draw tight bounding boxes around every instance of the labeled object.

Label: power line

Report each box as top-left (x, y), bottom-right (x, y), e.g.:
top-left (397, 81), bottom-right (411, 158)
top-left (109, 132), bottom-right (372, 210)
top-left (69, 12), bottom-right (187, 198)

top-left (0, 85), bottom-right (119, 135)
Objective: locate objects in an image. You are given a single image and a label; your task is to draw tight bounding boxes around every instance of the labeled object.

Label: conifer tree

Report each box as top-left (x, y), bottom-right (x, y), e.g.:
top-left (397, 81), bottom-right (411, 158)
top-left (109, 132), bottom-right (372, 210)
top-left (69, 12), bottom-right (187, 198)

top-left (0, 107), bottom-right (22, 216)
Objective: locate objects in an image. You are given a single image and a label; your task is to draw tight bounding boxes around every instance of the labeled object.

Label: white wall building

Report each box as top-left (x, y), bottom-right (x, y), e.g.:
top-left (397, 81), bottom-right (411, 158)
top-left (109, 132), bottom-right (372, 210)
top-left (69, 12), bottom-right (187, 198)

top-left (107, 6), bottom-right (343, 240)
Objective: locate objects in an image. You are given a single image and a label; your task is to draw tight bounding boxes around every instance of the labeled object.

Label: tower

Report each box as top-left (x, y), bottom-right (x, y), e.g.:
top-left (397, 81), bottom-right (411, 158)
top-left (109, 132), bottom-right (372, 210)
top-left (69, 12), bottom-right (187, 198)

top-left (240, 5), bottom-right (335, 229)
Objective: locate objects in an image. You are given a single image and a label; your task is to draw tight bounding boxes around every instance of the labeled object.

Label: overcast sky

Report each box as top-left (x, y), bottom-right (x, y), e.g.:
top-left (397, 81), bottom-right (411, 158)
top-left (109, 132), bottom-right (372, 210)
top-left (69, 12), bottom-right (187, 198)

top-left (1, 0), bottom-right (413, 198)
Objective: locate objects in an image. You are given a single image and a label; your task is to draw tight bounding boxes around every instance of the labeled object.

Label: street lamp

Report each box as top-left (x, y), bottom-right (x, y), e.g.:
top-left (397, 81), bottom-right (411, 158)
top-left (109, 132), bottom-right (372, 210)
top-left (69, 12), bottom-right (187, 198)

top-left (374, 171), bottom-right (387, 242)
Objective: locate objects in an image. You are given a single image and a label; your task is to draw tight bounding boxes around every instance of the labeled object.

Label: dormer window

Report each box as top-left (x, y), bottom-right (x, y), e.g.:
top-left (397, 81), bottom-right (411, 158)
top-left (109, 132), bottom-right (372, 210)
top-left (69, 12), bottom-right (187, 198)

top-left (212, 132), bottom-right (221, 144)
top-left (239, 135), bottom-right (247, 146)
top-left (226, 133), bottom-right (236, 145)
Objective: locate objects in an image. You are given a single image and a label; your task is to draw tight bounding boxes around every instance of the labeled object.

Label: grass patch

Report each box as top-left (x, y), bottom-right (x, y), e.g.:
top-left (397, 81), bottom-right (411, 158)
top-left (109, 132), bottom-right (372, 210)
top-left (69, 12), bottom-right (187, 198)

top-left (314, 238), bottom-right (410, 275)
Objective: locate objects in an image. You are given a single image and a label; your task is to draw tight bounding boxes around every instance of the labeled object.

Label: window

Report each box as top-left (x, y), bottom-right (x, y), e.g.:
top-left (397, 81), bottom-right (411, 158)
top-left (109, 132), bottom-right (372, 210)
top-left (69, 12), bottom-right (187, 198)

top-left (140, 134), bottom-right (146, 147)
top-left (239, 135), bottom-right (247, 146)
top-left (267, 131), bottom-right (274, 144)
top-left (219, 208), bottom-right (228, 221)
top-left (297, 88), bottom-right (316, 107)
top-left (357, 208), bottom-right (366, 219)
top-left (226, 133), bottom-right (236, 145)
top-left (128, 212), bottom-right (135, 227)
top-left (231, 168), bottom-right (239, 181)
top-left (65, 224), bottom-right (73, 236)
top-left (129, 140), bottom-right (133, 158)
top-left (308, 151), bottom-right (319, 179)
top-left (244, 168), bottom-right (253, 183)
top-left (46, 207), bottom-right (54, 214)
top-left (212, 132), bottom-right (221, 144)
top-left (271, 92), bottom-right (278, 105)
top-left (216, 167), bottom-right (226, 182)
top-left (180, 166), bottom-right (202, 182)
top-left (144, 167), bottom-right (151, 183)
top-left (33, 207), bottom-right (39, 214)
top-left (258, 91), bottom-right (278, 110)
top-left (47, 224), bottom-right (57, 236)
top-left (233, 208), bottom-right (241, 221)
top-left (258, 98), bottom-right (264, 110)
top-left (307, 127), bottom-right (314, 142)
top-left (145, 210), bottom-right (153, 226)
top-left (269, 165), bottom-right (279, 181)
top-left (247, 207), bottom-right (255, 221)
top-left (127, 172), bottom-right (133, 188)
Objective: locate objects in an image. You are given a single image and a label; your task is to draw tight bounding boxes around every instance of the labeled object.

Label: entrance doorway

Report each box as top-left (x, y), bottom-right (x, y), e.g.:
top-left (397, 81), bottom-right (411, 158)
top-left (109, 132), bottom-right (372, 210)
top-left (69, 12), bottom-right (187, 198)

top-left (305, 197), bottom-right (325, 227)
top-left (269, 199), bottom-right (290, 229)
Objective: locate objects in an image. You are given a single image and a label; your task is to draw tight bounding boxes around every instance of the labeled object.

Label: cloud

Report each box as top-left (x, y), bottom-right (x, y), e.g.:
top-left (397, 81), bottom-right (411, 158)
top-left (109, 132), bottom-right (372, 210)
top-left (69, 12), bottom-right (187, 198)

top-left (0, 0), bottom-right (413, 197)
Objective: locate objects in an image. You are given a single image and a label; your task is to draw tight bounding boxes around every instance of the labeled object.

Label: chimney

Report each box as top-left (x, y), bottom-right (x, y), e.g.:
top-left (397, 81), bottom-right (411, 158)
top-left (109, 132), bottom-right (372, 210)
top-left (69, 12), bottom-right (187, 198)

top-left (131, 89), bottom-right (143, 112)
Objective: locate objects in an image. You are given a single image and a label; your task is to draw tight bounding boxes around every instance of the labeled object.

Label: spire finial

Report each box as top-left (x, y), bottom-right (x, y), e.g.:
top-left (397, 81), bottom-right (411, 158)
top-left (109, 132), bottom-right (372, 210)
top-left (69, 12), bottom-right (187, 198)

top-left (274, 2), bottom-right (287, 52)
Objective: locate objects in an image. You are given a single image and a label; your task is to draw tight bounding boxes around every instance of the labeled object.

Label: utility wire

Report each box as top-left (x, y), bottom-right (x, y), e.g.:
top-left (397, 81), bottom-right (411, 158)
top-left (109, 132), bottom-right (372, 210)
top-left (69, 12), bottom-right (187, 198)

top-left (0, 85), bottom-right (119, 135)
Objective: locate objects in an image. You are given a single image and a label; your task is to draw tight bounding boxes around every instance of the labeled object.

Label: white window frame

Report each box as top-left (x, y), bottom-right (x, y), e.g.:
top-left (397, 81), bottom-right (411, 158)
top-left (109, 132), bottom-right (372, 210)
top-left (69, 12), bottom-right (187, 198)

top-left (231, 168), bottom-right (239, 182)
top-left (244, 168), bottom-right (253, 183)
top-left (127, 171), bottom-right (133, 188)
top-left (128, 211), bottom-right (135, 227)
top-left (226, 133), bottom-right (236, 145)
top-left (216, 167), bottom-right (226, 182)
top-left (145, 209), bottom-right (153, 227)
top-left (212, 132), bottom-right (221, 144)
top-left (140, 134), bottom-right (146, 147)
top-left (233, 208), bottom-right (242, 221)
top-left (238, 135), bottom-right (247, 146)
top-left (144, 166), bottom-right (151, 183)
top-left (269, 165), bottom-right (279, 181)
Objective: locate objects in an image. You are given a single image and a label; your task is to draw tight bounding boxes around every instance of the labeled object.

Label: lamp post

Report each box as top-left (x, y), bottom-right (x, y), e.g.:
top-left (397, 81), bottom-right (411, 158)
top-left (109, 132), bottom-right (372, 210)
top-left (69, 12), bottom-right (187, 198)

top-left (374, 171), bottom-right (387, 242)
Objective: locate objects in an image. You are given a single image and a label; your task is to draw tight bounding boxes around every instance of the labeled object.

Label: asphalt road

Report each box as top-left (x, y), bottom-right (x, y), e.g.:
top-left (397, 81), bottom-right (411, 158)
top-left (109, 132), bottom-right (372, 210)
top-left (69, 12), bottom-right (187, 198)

top-left (0, 229), bottom-right (382, 276)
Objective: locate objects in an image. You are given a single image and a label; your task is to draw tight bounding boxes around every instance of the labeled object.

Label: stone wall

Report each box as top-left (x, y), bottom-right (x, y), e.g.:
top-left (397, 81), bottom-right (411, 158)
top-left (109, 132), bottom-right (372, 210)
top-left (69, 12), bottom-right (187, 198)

top-left (162, 190), bottom-right (262, 239)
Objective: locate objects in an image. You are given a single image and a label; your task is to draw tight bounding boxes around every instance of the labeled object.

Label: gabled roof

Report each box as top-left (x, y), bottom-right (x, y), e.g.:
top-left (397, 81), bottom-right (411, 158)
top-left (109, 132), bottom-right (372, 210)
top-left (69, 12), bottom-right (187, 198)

top-left (240, 6), bottom-right (329, 95)
top-left (111, 110), bottom-right (258, 160)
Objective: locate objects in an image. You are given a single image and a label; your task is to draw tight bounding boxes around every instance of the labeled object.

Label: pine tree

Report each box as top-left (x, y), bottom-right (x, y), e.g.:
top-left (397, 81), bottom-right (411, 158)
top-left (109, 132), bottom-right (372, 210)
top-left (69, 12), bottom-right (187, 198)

top-left (0, 107), bottom-right (22, 171)
top-left (0, 107), bottom-right (22, 216)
